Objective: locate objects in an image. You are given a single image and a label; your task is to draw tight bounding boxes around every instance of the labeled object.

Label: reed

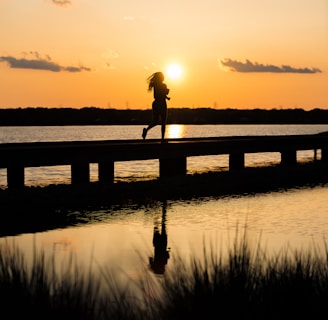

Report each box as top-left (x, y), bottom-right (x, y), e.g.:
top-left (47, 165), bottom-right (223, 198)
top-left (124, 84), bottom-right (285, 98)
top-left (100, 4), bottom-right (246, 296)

top-left (0, 240), bottom-right (103, 319)
top-left (156, 230), bottom-right (328, 319)
top-left (1, 230), bottom-right (328, 319)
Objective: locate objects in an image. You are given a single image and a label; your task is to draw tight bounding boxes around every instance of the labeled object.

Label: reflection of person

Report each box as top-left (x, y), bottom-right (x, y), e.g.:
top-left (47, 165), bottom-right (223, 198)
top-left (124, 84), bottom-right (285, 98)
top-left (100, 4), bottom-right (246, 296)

top-left (142, 72), bottom-right (170, 141)
top-left (149, 200), bottom-right (170, 274)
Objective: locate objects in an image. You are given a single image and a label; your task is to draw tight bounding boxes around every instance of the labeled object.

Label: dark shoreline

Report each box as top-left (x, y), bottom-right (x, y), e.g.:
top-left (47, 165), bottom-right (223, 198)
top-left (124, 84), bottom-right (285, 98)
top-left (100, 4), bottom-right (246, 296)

top-left (2, 107), bottom-right (328, 125)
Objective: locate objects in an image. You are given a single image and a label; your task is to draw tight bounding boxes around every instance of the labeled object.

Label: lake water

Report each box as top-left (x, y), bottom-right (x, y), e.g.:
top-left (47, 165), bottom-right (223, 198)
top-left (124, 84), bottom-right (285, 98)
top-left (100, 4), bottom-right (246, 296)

top-left (1, 124), bottom-right (328, 280)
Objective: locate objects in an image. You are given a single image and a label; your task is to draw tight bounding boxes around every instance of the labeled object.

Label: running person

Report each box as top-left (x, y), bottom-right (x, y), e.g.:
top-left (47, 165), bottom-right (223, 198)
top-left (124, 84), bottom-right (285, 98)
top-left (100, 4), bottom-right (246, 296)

top-left (142, 72), bottom-right (170, 140)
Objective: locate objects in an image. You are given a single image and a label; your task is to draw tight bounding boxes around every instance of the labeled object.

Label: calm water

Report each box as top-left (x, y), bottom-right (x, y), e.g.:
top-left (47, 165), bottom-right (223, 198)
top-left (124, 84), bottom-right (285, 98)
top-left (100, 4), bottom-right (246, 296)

top-left (1, 124), bottom-right (328, 279)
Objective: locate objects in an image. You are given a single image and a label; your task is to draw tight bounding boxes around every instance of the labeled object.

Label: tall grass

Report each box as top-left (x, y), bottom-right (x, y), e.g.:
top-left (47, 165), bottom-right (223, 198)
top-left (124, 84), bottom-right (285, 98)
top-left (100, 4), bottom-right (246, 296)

top-left (0, 240), bottom-right (102, 319)
top-left (1, 230), bottom-right (328, 319)
top-left (157, 230), bottom-right (328, 319)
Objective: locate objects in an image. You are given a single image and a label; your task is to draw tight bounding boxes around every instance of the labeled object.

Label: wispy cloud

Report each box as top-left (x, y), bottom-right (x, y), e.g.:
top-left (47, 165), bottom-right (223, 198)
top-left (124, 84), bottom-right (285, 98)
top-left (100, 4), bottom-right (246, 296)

top-left (51, 0), bottom-right (72, 7)
top-left (0, 52), bottom-right (91, 72)
top-left (219, 58), bottom-right (321, 74)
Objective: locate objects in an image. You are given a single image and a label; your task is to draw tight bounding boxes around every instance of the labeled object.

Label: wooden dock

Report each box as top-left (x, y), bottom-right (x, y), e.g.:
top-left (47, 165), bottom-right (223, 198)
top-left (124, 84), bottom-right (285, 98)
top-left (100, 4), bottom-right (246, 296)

top-left (1, 133), bottom-right (328, 188)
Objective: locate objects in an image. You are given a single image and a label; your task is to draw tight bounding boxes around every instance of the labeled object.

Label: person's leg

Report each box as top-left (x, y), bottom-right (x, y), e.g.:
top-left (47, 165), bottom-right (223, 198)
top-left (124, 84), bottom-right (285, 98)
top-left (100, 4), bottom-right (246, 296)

top-left (142, 127), bottom-right (147, 139)
top-left (160, 107), bottom-right (168, 140)
top-left (161, 122), bottom-right (165, 140)
top-left (143, 121), bottom-right (156, 139)
top-left (142, 103), bottom-right (159, 139)
top-left (146, 119), bottom-right (157, 131)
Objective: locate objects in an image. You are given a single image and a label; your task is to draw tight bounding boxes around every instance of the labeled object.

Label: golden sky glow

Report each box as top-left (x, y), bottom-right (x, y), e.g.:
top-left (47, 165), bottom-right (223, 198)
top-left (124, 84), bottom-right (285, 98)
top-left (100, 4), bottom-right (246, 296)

top-left (1, 0), bottom-right (327, 110)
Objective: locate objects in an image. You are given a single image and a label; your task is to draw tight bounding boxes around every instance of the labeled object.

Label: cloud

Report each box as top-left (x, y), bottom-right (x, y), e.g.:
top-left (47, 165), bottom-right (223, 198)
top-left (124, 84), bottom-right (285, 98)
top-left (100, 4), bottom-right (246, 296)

top-left (0, 53), bottom-right (91, 72)
top-left (62, 66), bottom-right (91, 72)
top-left (219, 58), bottom-right (321, 74)
top-left (51, 0), bottom-right (72, 7)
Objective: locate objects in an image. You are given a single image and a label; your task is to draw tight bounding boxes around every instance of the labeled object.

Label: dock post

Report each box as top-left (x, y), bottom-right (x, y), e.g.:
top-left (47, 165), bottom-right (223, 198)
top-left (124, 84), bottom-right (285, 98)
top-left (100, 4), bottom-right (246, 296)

top-left (229, 153), bottom-right (244, 170)
top-left (281, 149), bottom-right (297, 166)
top-left (98, 161), bottom-right (114, 183)
top-left (71, 161), bottom-right (90, 184)
top-left (159, 157), bottom-right (186, 178)
top-left (7, 166), bottom-right (24, 188)
top-left (321, 148), bottom-right (328, 163)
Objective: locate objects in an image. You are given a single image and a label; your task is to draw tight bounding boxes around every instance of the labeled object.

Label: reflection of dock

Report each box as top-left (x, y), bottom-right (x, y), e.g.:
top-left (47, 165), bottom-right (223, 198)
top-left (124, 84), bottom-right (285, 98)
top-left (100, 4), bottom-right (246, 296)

top-left (1, 134), bottom-right (328, 188)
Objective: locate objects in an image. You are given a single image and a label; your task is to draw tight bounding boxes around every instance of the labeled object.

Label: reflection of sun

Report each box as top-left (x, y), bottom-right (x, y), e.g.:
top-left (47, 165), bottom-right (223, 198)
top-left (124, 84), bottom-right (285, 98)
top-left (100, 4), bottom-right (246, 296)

top-left (165, 63), bottom-right (183, 80)
top-left (167, 124), bottom-right (185, 139)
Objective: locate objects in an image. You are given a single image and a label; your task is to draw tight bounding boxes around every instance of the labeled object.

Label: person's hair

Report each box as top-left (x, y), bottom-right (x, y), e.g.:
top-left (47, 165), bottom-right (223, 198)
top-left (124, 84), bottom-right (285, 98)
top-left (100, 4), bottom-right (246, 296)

top-left (147, 72), bottom-right (164, 91)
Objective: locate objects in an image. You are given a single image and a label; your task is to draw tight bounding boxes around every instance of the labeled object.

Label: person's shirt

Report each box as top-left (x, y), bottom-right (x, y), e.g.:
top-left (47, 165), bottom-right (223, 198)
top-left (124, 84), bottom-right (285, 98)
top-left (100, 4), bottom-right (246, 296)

top-left (153, 83), bottom-right (169, 101)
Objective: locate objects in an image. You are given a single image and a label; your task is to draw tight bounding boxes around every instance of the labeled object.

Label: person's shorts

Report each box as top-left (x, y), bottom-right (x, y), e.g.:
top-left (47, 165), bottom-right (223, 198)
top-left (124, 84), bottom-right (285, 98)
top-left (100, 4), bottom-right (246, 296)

top-left (152, 100), bottom-right (167, 118)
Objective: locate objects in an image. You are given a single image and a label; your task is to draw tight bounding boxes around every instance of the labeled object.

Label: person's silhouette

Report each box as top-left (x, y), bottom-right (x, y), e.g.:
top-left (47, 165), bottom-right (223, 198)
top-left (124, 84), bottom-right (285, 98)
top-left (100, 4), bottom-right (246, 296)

top-left (142, 72), bottom-right (170, 141)
top-left (149, 200), bottom-right (170, 274)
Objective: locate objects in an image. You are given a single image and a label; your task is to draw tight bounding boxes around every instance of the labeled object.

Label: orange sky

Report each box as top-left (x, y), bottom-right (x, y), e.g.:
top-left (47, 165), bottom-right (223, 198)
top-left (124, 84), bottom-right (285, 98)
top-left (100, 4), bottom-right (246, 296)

top-left (1, 0), bottom-right (327, 110)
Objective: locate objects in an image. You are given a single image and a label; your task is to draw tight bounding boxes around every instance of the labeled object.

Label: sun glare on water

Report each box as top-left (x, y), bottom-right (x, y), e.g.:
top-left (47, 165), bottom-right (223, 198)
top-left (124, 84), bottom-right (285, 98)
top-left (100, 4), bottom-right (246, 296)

top-left (167, 124), bottom-right (185, 138)
top-left (165, 63), bottom-right (183, 80)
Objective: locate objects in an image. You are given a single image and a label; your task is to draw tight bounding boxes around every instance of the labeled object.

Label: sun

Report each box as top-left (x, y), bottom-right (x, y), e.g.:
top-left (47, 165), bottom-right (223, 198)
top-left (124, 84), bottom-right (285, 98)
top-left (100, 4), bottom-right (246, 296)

top-left (165, 63), bottom-right (183, 80)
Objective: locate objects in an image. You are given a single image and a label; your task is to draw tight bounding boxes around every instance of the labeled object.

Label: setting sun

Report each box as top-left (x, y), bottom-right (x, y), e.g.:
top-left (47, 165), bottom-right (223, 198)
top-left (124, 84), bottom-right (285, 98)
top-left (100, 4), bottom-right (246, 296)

top-left (165, 63), bottom-right (183, 80)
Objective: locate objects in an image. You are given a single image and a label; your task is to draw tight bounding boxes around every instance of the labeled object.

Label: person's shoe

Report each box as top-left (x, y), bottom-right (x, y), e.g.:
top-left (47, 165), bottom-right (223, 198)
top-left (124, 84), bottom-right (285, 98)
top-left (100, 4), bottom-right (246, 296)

top-left (142, 128), bottom-right (147, 140)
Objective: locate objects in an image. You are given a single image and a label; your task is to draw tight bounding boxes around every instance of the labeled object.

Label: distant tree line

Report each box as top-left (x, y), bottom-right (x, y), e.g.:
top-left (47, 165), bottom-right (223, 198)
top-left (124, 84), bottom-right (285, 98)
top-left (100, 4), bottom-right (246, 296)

top-left (1, 107), bottom-right (328, 126)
